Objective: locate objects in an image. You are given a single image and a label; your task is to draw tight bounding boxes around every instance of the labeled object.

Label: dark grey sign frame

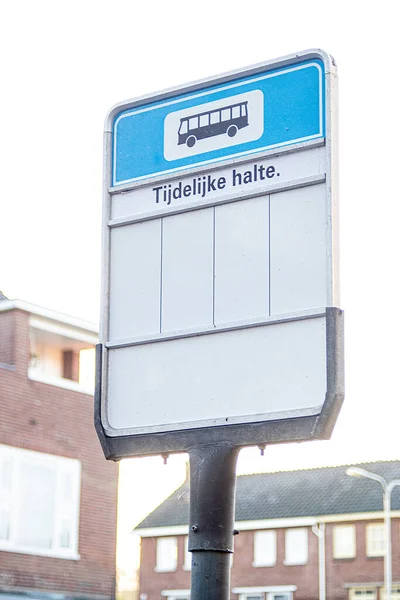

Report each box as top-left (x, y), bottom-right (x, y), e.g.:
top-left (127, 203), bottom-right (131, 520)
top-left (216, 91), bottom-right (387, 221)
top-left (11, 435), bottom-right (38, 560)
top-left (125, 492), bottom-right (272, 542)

top-left (96, 48), bottom-right (343, 461)
top-left (95, 307), bottom-right (343, 460)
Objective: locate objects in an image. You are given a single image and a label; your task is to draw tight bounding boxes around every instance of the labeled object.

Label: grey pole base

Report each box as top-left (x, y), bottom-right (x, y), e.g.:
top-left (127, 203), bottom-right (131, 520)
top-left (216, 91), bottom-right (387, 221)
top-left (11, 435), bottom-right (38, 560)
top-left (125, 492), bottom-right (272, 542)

top-left (191, 551), bottom-right (232, 599)
top-left (188, 443), bottom-right (240, 600)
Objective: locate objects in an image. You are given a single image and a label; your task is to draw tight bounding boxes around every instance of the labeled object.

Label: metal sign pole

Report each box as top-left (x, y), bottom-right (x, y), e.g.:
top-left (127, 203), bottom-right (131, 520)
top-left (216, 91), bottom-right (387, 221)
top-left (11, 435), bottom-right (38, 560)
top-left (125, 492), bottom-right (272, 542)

top-left (188, 443), bottom-right (240, 599)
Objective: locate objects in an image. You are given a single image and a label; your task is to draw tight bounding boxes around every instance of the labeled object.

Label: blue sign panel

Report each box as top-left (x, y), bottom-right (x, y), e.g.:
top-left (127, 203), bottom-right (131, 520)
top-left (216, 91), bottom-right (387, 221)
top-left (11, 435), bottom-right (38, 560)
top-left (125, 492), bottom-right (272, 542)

top-left (112, 59), bottom-right (325, 187)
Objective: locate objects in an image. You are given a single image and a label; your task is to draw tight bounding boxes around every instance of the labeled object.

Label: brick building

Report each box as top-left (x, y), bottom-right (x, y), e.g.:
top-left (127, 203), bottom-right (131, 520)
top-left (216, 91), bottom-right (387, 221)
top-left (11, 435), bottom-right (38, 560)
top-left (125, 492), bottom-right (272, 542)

top-left (135, 460), bottom-right (400, 600)
top-left (0, 294), bottom-right (118, 600)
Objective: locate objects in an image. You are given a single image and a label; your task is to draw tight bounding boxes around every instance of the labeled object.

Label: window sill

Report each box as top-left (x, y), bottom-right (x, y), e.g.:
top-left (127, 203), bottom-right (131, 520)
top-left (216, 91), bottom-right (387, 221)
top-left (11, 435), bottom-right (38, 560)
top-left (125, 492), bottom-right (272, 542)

top-left (0, 543), bottom-right (80, 560)
top-left (283, 560), bottom-right (308, 566)
top-left (28, 368), bottom-right (94, 395)
top-left (154, 567), bottom-right (177, 573)
top-left (252, 562), bottom-right (276, 568)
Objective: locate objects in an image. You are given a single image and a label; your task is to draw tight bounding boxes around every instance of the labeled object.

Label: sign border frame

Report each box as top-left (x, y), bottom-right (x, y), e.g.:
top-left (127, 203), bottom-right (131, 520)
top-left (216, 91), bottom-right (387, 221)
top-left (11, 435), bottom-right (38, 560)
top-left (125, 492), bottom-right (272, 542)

top-left (95, 308), bottom-right (344, 460)
top-left (97, 49), bottom-right (342, 459)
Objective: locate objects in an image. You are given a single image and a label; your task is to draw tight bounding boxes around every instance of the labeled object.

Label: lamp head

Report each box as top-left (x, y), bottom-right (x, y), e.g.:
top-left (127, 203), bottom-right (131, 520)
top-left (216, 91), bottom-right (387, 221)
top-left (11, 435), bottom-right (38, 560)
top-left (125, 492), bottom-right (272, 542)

top-left (346, 466), bottom-right (387, 488)
top-left (346, 467), bottom-right (365, 478)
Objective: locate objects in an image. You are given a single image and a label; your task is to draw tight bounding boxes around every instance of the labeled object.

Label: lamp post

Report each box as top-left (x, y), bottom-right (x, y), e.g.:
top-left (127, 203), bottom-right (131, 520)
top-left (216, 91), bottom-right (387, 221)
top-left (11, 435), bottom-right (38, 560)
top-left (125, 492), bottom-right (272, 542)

top-left (346, 467), bottom-right (400, 600)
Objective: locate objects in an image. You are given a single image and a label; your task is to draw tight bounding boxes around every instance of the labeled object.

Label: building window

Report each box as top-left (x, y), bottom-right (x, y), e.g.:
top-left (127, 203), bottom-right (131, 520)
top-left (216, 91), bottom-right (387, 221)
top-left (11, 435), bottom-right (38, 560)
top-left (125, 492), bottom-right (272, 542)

top-left (233, 587), bottom-right (295, 600)
top-left (349, 588), bottom-right (377, 600)
top-left (253, 530), bottom-right (277, 567)
top-left (284, 528), bottom-right (308, 565)
top-left (0, 444), bottom-right (81, 559)
top-left (156, 537), bottom-right (178, 572)
top-left (366, 523), bottom-right (385, 557)
top-left (28, 320), bottom-right (96, 394)
top-left (333, 524), bottom-right (356, 559)
top-left (183, 535), bottom-right (191, 570)
top-left (161, 591), bottom-right (190, 600)
top-left (380, 586), bottom-right (400, 600)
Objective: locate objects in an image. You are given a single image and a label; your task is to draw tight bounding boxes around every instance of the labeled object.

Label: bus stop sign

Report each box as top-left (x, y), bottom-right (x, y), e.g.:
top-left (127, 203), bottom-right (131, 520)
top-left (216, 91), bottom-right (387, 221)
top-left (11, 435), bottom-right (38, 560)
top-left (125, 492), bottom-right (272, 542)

top-left (95, 49), bottom-right (344, 460)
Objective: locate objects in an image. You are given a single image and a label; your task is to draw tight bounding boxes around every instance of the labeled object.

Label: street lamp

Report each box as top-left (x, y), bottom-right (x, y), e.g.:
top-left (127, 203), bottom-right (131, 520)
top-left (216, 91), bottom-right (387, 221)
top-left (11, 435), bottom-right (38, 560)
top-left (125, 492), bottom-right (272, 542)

top-left (346, 467), bottom-right (400, 600)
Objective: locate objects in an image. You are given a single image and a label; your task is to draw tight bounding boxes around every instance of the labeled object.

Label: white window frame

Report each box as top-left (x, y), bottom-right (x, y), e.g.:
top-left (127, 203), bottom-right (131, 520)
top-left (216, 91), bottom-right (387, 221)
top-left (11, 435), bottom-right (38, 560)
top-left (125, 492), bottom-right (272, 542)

top-left (183, 535), bottom-right (191, 571)
top-left (161, 590), bottom-right (190, 600)
top-left (284, 528), bottom-right (308, 565)
top-left (0, 444), bottom-right (81, 559)
top-left (253, 530), bottom-right (277, 567)
top-left (233, 585), bottom-right (296, 600)
top-left (28, 366), bottom-right (94, 395)
top-left (155, 536), bottom-right (178, 572)
top-left (366, 522), bottom-right (385, 557)
top-left (28, 319), bottom-right (96, 395)
top-left (349, 587), bottom-right (377, 600)
top-left (333, 524), bottom-right (356, 559)
top-left (380, 586), bottom-right (400, 600)
top-left (268, 594), bottom-right (292, 600)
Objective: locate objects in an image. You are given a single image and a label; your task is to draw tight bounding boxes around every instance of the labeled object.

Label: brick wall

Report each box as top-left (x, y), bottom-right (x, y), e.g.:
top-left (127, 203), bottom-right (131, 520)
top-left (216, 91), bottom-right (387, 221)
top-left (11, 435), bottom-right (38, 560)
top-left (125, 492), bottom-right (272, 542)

top-left (0, 309), bottom-right (15, 365)
top-left (0, 309), bottom-right (118, 599)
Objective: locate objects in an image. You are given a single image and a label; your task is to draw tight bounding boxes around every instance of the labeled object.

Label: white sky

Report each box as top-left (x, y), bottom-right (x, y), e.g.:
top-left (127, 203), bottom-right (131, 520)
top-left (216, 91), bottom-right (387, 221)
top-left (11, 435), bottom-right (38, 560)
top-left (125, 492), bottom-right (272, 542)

top-left (1, 0), bottom-right (400, 579)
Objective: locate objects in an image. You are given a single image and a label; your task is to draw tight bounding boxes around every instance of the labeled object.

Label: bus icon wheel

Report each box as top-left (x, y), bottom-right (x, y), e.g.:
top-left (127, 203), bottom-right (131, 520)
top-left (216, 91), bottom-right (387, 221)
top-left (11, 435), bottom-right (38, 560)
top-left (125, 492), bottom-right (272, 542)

top-left (186, 135), bottom-right (197, 148)
top-left (227, 125), bottom-right (238, 138)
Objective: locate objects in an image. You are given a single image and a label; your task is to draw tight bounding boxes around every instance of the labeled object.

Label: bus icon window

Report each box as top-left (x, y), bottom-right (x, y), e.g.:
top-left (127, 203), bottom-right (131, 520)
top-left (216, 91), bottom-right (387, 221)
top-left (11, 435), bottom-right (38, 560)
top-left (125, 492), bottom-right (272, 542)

top-left (178, 101), bottom-right (249, 148)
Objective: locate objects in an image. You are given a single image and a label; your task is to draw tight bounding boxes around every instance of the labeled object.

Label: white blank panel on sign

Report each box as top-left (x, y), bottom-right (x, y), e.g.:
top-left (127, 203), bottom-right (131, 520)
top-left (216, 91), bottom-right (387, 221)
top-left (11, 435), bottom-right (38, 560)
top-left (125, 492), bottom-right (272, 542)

top-left (161, 209), bottom-right (214, 332)
top-left (270, 184), bottom-right (327, 315)
top-left (106, 316), bottom-right (327, 432)
top-left (109, 220), bottom-right (161, 340)
top-left (214, 196), bottom-right (269, 324)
